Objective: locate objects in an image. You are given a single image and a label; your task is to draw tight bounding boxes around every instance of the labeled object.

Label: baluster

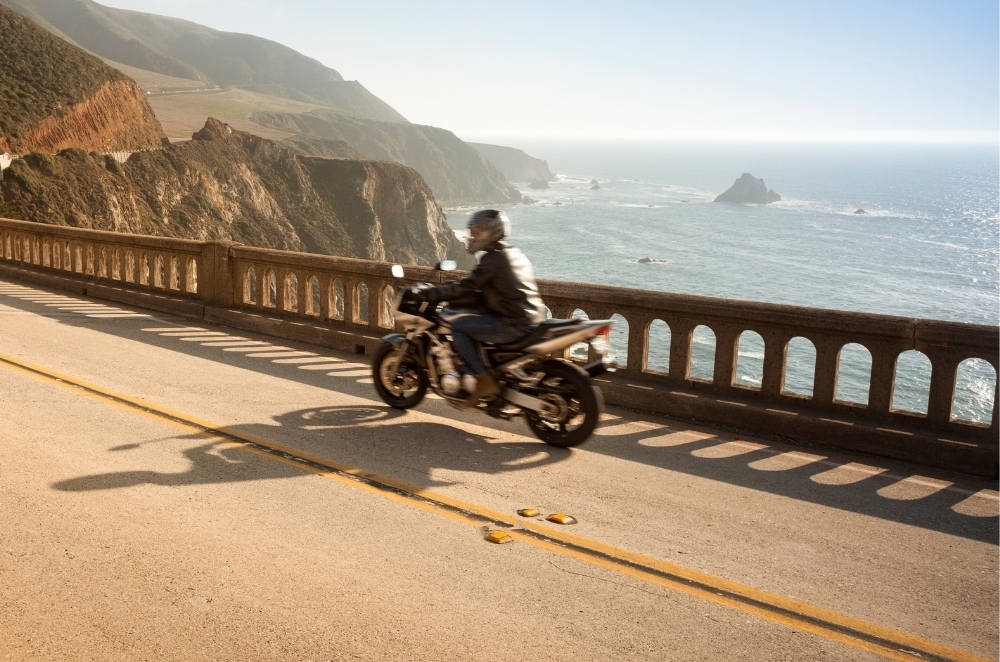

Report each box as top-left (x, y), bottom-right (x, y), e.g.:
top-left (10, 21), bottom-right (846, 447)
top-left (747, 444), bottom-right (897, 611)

top-left (177, 256), bottom-right (188, 293)
top-left (276, 268), bottom-right (288, 312)
top-left (712, 325), bottom-right (741, 389)
top-left (868, 342), bottom-right (906, 416)
top-left (625, 312), bottom-right (651, 374)
top-left (923, 349), bottom-right (961, 424)
top-left (298, 273), bottom-right (308, 316)
top-left (319, 274), bottom-right (332, 318)
top-left (342, 277), bottom-right (356, 323)
top-left (811, 338), bottom-right (841, 407)
top-left (666, 317), bottom-right (695, 384)
top-left (992, 376), bottom-right (999, 434)
top-left (759, 329), bottom-right (791, 397)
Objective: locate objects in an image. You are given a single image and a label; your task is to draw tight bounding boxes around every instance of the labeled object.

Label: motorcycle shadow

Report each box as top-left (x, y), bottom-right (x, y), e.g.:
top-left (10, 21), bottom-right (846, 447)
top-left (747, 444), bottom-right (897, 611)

top-left (51, 405), bottom-right (570, 493)
top-left (258, 405), bottom-right (570, 486)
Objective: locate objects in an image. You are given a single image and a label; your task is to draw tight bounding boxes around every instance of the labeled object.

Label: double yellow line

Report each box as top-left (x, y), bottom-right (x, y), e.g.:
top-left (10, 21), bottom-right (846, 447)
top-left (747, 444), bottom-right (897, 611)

top-left (0, 350), bottom-right (991, 662)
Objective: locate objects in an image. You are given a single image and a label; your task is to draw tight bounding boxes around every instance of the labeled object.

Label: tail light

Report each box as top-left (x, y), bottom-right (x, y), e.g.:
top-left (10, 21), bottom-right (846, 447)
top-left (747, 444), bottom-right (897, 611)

top-left (590, 324), bottom-right (611, 354)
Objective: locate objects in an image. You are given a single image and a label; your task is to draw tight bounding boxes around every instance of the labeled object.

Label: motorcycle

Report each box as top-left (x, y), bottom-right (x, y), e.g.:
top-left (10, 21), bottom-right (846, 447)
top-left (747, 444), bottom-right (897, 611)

top-left (371, 261), bottom-right (613, 448)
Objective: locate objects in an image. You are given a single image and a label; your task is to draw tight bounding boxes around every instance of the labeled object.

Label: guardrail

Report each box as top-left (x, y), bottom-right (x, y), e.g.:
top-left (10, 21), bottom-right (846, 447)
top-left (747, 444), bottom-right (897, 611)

top-left (0, 217), bottom-right (996, 476)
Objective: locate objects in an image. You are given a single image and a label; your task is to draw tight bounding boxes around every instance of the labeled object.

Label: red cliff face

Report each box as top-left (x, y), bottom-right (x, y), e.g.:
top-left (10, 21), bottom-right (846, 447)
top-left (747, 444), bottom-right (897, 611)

top-left (0, 78), bottom-right (165, 155)
top-left (0, 4), bottom-right (166, 155)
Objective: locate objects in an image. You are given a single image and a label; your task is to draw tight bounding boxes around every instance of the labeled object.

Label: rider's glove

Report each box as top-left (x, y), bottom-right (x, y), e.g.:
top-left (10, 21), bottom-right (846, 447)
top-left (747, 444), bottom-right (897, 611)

top-left (408, 284), bottom-right (434, 302)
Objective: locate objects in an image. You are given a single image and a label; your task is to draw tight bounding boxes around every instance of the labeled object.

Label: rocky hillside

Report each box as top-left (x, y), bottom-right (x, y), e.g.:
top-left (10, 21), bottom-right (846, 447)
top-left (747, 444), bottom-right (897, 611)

top-left (256, 109), bottom-right (522, 206)
top-left (0, 4), bottom-right (165, 154)
top-left (469, 143), bottom-right (554, 183)
top-left (279, 135), bottom-right (360, 159)
top-left (0, 0), bottom-right (404, 121)
top-left (0, 119), bottom-right (471, 267)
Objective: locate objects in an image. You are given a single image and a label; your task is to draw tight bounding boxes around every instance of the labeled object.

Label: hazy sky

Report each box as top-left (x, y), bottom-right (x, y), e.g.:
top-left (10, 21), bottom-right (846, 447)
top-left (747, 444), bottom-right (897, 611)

top-left (99, 0), bottom-right (998, 142)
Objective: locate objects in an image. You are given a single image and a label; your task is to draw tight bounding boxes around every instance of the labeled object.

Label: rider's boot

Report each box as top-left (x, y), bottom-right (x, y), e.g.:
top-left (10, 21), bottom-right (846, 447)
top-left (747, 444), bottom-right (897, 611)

top-left (463, 374), bottom-right (500, 409)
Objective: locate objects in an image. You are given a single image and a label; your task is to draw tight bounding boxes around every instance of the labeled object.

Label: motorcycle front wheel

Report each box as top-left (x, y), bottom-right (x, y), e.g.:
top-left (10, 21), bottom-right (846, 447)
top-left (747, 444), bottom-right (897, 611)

top-left (372, 341), bottom-right (429, 409)
top-left (523, 360), bottom-right (603, 448)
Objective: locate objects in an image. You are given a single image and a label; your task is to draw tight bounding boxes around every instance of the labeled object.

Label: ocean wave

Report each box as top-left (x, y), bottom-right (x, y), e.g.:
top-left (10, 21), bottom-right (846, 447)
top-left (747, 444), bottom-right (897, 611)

top-left (553, 174), bottom-right (595, 185)
top-left (769, 198), bottom-right (928, 220)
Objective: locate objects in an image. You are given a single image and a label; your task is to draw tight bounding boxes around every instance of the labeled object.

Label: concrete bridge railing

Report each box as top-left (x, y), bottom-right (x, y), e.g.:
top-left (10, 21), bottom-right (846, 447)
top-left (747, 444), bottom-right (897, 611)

top-left (0, 218), bottom-right (996, 477)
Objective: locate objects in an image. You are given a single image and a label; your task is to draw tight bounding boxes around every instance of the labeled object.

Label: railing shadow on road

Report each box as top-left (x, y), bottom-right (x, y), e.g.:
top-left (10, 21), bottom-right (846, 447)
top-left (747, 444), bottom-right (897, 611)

top-left (2, 281), bottom-right (995, 544)
top-left (582, 421), bottom-right (998, 544)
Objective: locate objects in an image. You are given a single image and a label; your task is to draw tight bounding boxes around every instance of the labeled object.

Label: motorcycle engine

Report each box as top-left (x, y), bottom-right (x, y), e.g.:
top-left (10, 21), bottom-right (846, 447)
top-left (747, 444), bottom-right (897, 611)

top-left (440, 372), bottom-right (461, 395)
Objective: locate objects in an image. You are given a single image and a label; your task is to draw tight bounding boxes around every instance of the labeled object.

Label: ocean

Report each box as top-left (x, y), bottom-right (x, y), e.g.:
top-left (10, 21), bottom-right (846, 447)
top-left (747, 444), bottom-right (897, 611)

top-left (445, 142), bottom-right (999, 424)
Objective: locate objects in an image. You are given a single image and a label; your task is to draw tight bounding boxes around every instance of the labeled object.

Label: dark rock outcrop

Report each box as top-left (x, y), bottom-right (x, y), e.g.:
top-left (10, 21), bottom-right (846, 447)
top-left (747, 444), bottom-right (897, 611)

top-left (714, 173), bottom-right (781, 204)
top-left (468, 143), bottom-right (554, 183)
top-left (0, 119), bottom-right (471, 267)
top-left (527, 179), bottom-right (549, 190)
top-left (0, 3), bottom-right (165, 154)
top-left (252, 109), bottom-right (521, 206)
top-left (855, 208), bottom-right (866, 214)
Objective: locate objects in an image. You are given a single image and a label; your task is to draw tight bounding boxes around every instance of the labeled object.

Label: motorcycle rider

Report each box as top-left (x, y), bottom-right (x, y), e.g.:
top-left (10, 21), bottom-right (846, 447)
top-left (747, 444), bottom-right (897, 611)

top-left (419, 209), bottom-right (546, 408)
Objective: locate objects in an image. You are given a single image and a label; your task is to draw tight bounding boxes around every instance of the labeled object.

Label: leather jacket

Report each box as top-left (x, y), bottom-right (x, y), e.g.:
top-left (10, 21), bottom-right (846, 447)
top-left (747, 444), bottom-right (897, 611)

top-left (425, 241), bottom-right (546, 329)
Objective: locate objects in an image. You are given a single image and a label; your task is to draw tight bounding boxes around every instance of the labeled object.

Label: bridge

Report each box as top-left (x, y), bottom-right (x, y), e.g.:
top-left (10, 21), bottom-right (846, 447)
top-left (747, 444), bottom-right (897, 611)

top-left (0, 218), bottom-right (996, 661)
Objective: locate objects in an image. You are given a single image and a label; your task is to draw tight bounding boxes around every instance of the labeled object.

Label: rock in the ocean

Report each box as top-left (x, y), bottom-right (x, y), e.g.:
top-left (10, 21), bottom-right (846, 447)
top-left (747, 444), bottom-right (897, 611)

top-left (591, 183), bottom-right (601, 190)
top-left (855, 208), bottom-right (866, 214)
top-left (637, 257), bottom-right (652, 263)
top-left (528, 179), bottom-right (550, 189)
top-left (522, 196), bottom-right (538, 205)
top-left (714, 173), bottom-right (781, 204)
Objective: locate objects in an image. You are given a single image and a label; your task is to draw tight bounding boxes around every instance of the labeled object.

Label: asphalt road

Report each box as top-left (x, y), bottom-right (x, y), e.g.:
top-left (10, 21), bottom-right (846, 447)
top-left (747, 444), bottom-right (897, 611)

top-left (0, 278), bottom-right (996, 662)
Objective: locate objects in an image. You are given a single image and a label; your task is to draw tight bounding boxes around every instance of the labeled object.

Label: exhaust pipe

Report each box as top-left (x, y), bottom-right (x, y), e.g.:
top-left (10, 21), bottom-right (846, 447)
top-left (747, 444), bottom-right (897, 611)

top-left (584, 358), bottom-right (614, 377)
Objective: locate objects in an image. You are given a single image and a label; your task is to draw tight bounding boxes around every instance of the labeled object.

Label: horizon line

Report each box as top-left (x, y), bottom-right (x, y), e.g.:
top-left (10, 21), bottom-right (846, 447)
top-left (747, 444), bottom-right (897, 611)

top-left (460, 130), bottom-right (1000, 144)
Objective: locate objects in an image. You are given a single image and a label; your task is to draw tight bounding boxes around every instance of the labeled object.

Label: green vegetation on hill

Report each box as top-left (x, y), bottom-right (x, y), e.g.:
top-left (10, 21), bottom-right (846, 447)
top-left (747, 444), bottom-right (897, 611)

top-left (0, 3), bottom-right (128, 152)
top-left (280, 135), bottom-right (360, 159)
top-left (145, 87), bottom-right (321, 140)
top-left (100, 58), bottom-right (211, 92)
top-left (1, 0), bottom-right (405, 121)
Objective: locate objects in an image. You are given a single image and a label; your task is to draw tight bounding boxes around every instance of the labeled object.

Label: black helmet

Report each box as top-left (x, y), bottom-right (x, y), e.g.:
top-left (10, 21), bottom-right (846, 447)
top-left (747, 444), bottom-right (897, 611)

top-left (465, 209), bottom-right (510, 254)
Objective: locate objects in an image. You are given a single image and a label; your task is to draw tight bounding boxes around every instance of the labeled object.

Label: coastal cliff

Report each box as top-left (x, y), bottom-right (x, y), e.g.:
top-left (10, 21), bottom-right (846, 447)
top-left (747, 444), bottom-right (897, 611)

top-left (0, 4), bottom-right (165, 154)
top-left (253, 110), bottom-right (522, 206)
top-left (0, 119), bottom-right (471, 267)
top-left (469, 143), bottom-right (554, 183)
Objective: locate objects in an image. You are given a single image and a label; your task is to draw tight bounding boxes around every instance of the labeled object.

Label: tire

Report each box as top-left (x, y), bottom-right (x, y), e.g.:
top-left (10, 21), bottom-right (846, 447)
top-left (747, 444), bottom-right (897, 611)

top-left (372, 341), bottom-right (428, 409)
top-left (523, 360), bottom-right (603, 448)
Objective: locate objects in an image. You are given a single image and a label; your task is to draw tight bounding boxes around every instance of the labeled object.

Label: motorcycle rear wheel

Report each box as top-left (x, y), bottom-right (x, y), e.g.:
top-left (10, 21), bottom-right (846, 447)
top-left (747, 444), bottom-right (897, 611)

top-left (524, 360), bottom-right (602, 448)
top-left (372, 341), bottom-right (428, 409)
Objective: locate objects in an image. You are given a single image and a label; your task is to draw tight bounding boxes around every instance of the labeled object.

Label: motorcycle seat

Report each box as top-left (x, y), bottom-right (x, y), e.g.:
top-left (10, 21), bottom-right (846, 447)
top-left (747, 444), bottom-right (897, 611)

top-left (493, 318), bottom-right (582, 351)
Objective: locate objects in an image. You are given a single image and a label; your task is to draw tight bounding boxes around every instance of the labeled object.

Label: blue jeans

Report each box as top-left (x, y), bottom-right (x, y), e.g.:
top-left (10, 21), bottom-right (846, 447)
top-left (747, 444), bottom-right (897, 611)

top-left (450, 314), bottom-right (525, 376)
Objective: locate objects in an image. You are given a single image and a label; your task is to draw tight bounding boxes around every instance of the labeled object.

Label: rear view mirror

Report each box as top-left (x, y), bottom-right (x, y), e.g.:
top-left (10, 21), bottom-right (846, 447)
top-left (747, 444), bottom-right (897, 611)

top-left (391, 264), bottom-right (404, 278)
top-left (438, 260), bottom-right (457, 272)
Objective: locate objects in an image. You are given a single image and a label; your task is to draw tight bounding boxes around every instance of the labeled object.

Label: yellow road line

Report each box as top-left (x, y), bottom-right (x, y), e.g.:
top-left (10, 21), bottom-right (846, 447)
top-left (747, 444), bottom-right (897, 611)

top-left (0, 350), bottom-right (991, 662)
